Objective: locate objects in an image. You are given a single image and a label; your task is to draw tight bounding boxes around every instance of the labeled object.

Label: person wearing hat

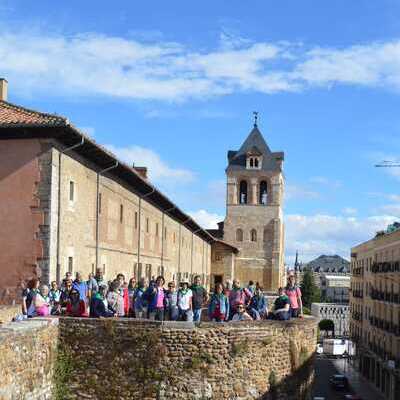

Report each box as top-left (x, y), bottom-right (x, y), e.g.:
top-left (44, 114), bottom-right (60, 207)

top-left (178, 279), bottom-right (193, 322)
top-left (90, 284), bottom-right (115, 318)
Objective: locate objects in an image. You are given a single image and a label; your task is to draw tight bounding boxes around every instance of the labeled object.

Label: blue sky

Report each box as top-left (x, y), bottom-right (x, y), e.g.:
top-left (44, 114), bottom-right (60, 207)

top-left (2, 0), bottom-right (400, 263)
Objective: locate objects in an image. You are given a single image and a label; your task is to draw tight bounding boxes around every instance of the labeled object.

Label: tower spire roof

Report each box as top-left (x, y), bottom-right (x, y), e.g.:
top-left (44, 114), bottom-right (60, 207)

top-left (226, 117), bottom-right (284, 172)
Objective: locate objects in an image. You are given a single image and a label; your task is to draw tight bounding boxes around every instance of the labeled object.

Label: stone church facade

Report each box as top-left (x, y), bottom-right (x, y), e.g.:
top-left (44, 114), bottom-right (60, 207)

top-left (209, 123), bottom-right (285, 291)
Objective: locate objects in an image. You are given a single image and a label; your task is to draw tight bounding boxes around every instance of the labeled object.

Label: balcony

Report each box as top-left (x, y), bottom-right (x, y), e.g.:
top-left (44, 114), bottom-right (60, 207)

top-left (369, 316), bottom-right (400, 336)
top-left (369, 288), bottom-right (400, 304)
top-left (371, 261), bottom-right (400, 274)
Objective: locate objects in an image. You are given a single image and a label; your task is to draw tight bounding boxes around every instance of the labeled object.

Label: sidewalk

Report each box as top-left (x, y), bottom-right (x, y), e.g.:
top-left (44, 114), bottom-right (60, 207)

top-left (332, 358), bottom-right (385, 400)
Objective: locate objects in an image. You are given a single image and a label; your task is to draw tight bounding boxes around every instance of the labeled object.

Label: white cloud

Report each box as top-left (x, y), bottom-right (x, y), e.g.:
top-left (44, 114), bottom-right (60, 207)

top-left (379, 204), bottom-right (400, 216)
top-left (294, 41), bottom-right (400, 89)
top-left (4, 27), bottom-right (400, 101)
top-left (189, 209), bottom-right (224, 229)
top-left (285, 213), bottom-right (395, 265)
top-left (0, 29), bottom-right (290, 101)
top-left (104, 144), bottom-right (194, 183)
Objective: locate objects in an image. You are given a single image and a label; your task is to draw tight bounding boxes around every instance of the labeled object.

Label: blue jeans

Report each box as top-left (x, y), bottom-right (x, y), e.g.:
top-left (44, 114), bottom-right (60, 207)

top-left (179, 309), bottom-right (193, 322)
top-left (149, 307), bottom-right (164, 321)
top-left (276, 311), bottom-right (290, 320)
top-left (168, 306), bottom-right (179, 321)
top-left (193, 308), bottom-right (202, 322)
top-left (249, 308), bottom-right (261, 320)
top-left (290, 308), bottom-right (300, 318)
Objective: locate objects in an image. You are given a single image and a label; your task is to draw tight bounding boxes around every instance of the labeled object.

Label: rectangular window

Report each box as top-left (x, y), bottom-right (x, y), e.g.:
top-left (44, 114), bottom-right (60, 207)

top-left (98, 193), bottom-right (102, 214)
top-left (134, 212), bottom-right (138, 229)
top-left (69, 181), bottom-right (75, 201)
top-left (146, 264), bottom-right (152, 280)
top-left (68, 257), bottom-right (73, 273)
top-left (146, 217), bottom-right (149, 233)
top-left (120, 204), bottom-right (124, 223)
top-left (156, 223), bottom-right (159, 237)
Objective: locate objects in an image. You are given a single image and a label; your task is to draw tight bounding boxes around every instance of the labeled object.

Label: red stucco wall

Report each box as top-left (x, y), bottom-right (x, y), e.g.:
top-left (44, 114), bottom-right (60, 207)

top-left (0, 139), bottom-right (46, 304)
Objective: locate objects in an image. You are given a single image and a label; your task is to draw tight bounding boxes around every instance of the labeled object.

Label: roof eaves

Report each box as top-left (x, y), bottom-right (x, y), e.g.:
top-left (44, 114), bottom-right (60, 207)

top-left (64, 123), bottom-right (215, 244)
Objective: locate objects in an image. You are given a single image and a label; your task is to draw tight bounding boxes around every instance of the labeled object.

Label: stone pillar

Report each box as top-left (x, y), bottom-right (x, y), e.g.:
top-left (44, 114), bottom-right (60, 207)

top-left (251, 178), bottom-right (258, 205)
top-left (271, 175), bottom-right (281, 206)
top-left (227, 176), bottom-right (237, 205)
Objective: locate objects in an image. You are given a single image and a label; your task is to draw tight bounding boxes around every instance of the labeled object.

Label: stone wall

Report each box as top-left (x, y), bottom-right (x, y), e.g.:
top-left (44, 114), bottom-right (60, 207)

top-left (0, 317), bottom-right (317, 400)
top-left (0, 318), bottom-right (58, 400)
top-left (0, 305), bottom-right (20, 324)
top-left (58, 317), bottom-right (317, 400)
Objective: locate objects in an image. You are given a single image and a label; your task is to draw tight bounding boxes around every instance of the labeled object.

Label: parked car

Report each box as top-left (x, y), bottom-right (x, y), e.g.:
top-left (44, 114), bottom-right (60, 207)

top-left (329, 374), bottom-right (349, 390)
top-left (313, 397), bottom-right (325, 400)
top-left (343, 395), bottom-right (362, 400)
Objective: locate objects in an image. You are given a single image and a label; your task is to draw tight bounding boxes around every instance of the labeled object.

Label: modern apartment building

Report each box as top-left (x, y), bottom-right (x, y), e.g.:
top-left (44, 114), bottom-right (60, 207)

top-left (350, 224), bottom-right (400, 400)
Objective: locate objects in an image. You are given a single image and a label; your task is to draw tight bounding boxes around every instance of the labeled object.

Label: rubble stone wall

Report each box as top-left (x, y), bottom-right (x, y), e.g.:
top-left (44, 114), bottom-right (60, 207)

top-left (58, 317), bottom-right (317, 400)
top-left (0, 319), bottom-right (58, 400)
top-left (0, 317), bottom-right (317, 400)
top-left (0, 305), bottom-right (20, 324)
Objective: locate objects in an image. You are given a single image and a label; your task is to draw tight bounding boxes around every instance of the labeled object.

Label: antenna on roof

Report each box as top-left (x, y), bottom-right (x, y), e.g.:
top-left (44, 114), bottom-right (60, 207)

top-left (253, 111), bottom-right (258, 127)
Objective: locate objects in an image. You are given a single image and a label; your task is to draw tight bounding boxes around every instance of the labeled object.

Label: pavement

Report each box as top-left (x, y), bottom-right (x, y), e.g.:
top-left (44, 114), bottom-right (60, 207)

top-left (312, 355), bottom-right (385, 400)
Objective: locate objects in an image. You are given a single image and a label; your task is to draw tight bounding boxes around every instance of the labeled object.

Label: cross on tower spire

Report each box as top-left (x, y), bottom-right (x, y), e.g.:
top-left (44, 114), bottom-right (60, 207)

top-left (253, 111), bottom-right (258, 127)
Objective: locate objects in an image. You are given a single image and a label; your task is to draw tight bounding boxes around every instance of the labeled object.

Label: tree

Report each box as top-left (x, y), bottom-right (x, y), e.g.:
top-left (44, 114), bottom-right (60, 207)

top-left (319, 319), bottom-right (335, 336)
top-left (300, 270), bottom-right (321, 308)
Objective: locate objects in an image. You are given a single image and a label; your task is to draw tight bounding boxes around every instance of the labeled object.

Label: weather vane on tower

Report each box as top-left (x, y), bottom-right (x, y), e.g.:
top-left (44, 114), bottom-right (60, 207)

top-left (253, 111), bottom-right (258, 127)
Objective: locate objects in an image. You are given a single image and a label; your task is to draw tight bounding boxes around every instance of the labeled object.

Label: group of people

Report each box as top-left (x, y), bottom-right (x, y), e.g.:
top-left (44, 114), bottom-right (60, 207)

top-left (20, 270), bottom-right (303, 323)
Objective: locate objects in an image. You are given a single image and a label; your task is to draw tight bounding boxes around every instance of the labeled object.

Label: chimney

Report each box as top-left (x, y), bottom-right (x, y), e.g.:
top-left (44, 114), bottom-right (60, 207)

top-left (133, 166), bottom-right (148, 179)
top-left (0, 79), bottom-right (8, 101)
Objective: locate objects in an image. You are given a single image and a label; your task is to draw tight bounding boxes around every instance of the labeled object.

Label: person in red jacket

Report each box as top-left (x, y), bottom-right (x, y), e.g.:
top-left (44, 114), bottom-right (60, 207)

top-left (66, 289), bottom-right (88, 317)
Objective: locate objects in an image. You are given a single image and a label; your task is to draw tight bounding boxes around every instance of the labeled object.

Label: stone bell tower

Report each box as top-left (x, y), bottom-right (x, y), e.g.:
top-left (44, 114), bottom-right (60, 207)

top-left (222, 116), bottom-right (285, 291)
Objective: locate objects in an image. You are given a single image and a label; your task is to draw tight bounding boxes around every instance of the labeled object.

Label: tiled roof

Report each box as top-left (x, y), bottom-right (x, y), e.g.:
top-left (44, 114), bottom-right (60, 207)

top-left (0, 101), bottom-right (67, 126)
top-left (227, 125), bottom-right (284, 172)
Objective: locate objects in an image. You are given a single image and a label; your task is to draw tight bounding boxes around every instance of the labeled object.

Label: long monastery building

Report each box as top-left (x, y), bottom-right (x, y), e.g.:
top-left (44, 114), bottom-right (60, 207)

top-left (0, 79), bottom-right (285, 302)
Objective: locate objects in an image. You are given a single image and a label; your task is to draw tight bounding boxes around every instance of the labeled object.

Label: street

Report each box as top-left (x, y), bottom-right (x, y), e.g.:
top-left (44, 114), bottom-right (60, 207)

top-left (312, 355), bottom-right (385, 400)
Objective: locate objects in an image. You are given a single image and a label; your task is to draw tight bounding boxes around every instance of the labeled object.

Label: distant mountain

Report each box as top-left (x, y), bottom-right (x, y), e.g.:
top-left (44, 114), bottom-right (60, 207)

top-left (301, 254), bottom-right (350, 273)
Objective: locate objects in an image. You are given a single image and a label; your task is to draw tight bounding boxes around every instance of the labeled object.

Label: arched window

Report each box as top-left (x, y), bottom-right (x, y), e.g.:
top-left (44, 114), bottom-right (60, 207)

top-left (251, 229), bottom-right (257, 242)
top-left (254, 158), bottom-right (259, 168)
top-left (239, 180), bottom-right (248, 204)
top-left (250, 158), bottom-right (254, 167)
top-left (263, 227), bottom-right (268, 243)
top-left (236, 228), bottom-right (243, 242)
top-left (259, 180), bottom-right (268, 204)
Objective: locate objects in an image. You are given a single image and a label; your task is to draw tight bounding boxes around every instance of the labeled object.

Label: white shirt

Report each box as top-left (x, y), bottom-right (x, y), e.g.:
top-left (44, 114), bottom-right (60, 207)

top-left (232, 312), bottom-right (252, 321)
top-left (178, 289), bottom-right (192, 311)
